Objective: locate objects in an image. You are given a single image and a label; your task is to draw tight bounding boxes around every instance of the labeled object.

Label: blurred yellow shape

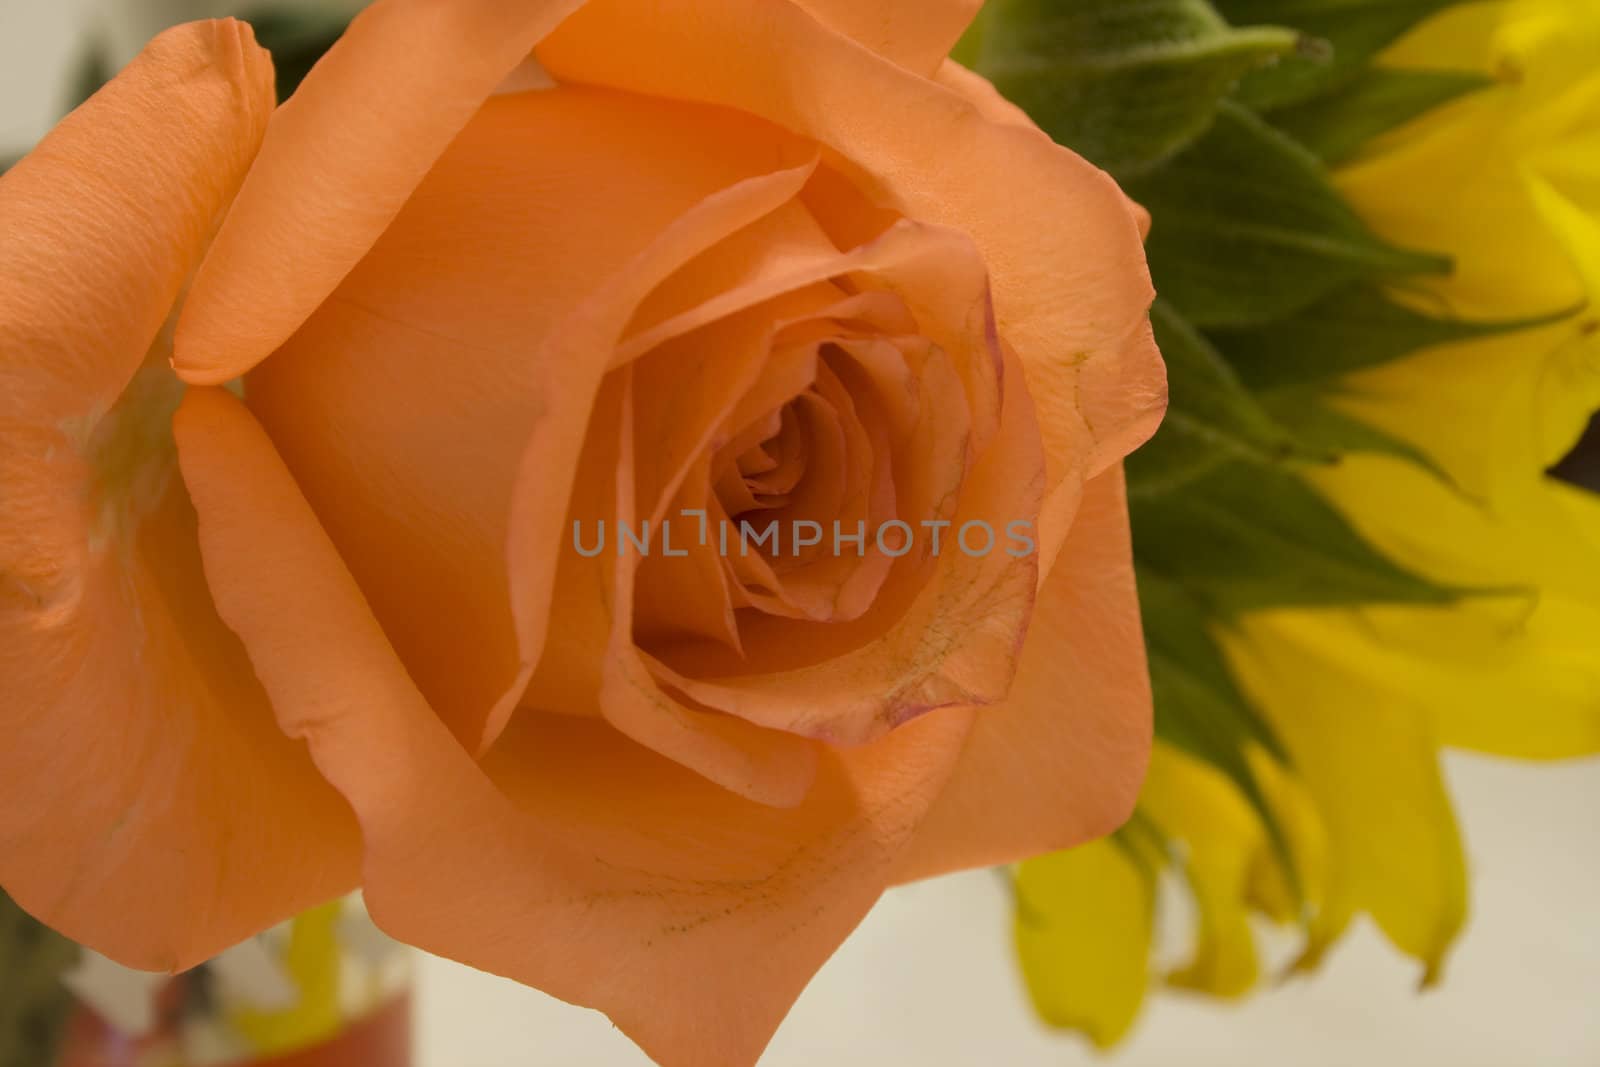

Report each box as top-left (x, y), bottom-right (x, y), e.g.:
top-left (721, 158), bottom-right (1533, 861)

top-left (231, 900), bottom-right (345, 1056)
top-left (1014, 837), bottom-right (1154, 1048)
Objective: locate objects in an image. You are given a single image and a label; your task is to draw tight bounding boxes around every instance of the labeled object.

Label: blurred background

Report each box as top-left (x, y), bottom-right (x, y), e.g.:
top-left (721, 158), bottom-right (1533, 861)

top-left (2, 1), bottom-right (1597, 1063)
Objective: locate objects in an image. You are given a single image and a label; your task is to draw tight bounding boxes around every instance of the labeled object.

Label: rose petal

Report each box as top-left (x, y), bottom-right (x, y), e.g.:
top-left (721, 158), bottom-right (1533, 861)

top-left (525, 356), bottom-right (823, 806)
top-left (502, 154), bottom-right (821, 749)
top-left (629, 295), bottom-right (835, 640)
top-left (612, 220), bottom-right (995, 641)
top-left (243, 90), bottom-right (817, 752)
top-left (539, 0), bottom-right (1166, 502)
top-left (790, 0), bottom-right (982, 75)
top-left (654, 339), bottom-right (1043, 747)
top-left (600, 371), bottom-right (823, 807)
top-left (0, 21), bottom-right (358, 969)
top-left (933, 59), bottom-right (1154, 241)
top-left (746, 357), bottom-right (898, 620)
top-left (174, 0), bottom-right (590, 382)
top-left (175, 386), bottom-right (974, 1067)
top-left (621, 196), bottom-right (847, 364)
top-left (634, 452), bottom-right (744, 650)
top-left (933, 59), bottom-right (1036, 129)
top-left (896, 465), bottom-right (1151, 881)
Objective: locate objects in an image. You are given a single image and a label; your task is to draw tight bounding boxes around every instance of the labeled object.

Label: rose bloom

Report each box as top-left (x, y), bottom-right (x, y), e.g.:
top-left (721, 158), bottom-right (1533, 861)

top-left (0, 2), bottom-right (1165, 1063)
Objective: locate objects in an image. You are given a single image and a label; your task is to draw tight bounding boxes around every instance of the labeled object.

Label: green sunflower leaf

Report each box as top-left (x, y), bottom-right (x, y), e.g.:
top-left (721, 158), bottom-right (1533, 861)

top-left (1131, 460), bottom-right (1457, 615)
top-left (1214, 283), bottom-right (1579, 389)
top-left (1115, 810), bottom-right (1174, 877)
top-left (1127, 300), bottom-right (1331, 495)
top-left (1271, 67), bottom-right (1493, 164)
top-left (1142, 574), bottom-right (1300, 889)
top-left (1123, 102), bottom-right (1448, 327)
top-left (1215, 0), bottom-right (1478, 110)
top-left (1143, 573), bottom-right (1287, 763)
top-left (957, 0), bottom-right (1297, 177)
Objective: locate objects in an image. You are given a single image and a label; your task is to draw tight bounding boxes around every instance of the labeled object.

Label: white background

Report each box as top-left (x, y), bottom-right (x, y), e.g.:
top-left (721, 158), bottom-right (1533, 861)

top-left (3, 1), bottom-right (1598, 1063)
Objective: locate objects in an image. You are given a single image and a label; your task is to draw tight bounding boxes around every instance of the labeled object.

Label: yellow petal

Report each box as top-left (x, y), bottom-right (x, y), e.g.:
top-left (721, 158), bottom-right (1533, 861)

top-left (1379, 3), bottom-right (1504, 71)
top-left (1337, 90), bottom-right (1584, 317)
top-left (1244, 749), bottom-right (1330, 926)
top-left (1140, 745), bottom-right (1260, 997)
top-left (1014, 839), bottom-right (1154, 1049)
top-left (1222, 612), bottom-right (1468, 979)
top-left (232, 901), bottom-right (345, 1055)
top-left (1297, 451), bottom-right (1600, 759)
top-left (1342, 0), bottom-right (1600, 464)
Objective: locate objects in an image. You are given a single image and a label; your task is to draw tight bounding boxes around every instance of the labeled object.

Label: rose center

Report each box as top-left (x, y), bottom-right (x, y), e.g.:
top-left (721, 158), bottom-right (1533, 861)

top-left (723, 400), bottom-right (809, 519)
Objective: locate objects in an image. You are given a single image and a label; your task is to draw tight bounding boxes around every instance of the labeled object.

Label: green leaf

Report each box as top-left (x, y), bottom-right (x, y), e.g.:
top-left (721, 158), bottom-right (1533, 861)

top-left (1257, 386), bottom-right (1457, 487)
top-left (1114, 810), bottom-right (1173, 877)
top-left (1215, 0), bottom-right (1476, 110)
top-left (1124, 102), bottom-right (1448, 327)
top-left (1272, 67), bottom-right (1492, 164)
top-left (1128, 301), bottom-right (1330, 494)
top-left (1143, 573), bottom-right (1287, 763)
top-left (1213, 283), bottom-right (1579, 389)
top-left (961, 0), bottom-right (1297, 177)
top-left (1141, 572), bottom-right (1303, 905)
top-left (1131, 460), bottom-right (1457, 615)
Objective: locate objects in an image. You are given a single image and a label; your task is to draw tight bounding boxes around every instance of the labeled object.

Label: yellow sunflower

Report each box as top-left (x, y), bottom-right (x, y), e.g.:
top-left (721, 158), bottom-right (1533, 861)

top-left (1017, 0), bottom-right (1600, 1044)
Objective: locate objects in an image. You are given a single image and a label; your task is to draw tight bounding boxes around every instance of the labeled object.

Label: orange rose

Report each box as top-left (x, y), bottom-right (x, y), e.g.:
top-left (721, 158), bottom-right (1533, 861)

top-left (1, 4), bottom-right (1164, 1064)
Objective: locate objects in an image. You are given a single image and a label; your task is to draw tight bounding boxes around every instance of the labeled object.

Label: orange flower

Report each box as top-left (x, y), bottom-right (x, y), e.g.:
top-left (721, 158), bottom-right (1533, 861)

top-left (1, 5), bottom-right (1165, 1064)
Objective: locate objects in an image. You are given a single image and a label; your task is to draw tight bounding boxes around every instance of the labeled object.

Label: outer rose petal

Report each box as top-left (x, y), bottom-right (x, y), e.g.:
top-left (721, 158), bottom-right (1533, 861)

top-left (175, 388), bottom-right (978, 1067)
top-left (789, 0), bottom-right (982, 75)
top-left (934, 58), bottom-right (1036, 129)
top-left (539, 0), bottom-right (1167, 500)
top-left (897, 466), bottom-right (1152, 882)
top-left (0, 21), bottom-right (359, 969)
top-left (174, 0), bottom-right (589, 381)
top-left (935, 60), bottom-right (1154, 242)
